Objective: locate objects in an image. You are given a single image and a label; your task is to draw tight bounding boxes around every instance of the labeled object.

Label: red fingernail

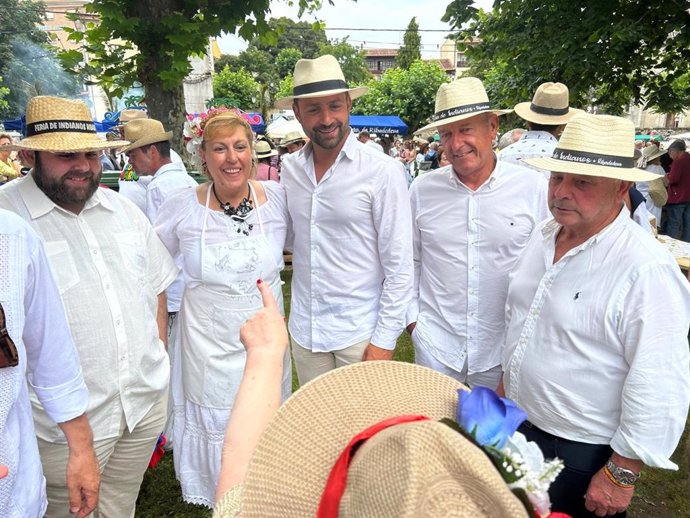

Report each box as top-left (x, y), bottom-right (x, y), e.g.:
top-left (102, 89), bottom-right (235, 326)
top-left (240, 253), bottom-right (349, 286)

top-left (256, 279), bottom-right (263, 285)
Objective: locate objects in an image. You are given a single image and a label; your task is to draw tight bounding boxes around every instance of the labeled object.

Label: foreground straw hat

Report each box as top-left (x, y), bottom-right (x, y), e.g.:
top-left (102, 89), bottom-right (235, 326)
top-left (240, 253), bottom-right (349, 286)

top-left (255, 140), bottom-right (278, 159)
top-left (525, 113), bottom-right (659, 182)
top-left (122, 119), bottom-right (173, 153)
top-left (280, 130), bottom-right (306, 147)
top-left (513, 82), bottom-right (582, 125)
top-left (238, 361), bottom-right (528, 518)
top-left (417, 77), bottom-right (512, 133)
top-left (9, 96), bottom-right (129, 153)
top-left (274, 55), bottom-right (368, 109)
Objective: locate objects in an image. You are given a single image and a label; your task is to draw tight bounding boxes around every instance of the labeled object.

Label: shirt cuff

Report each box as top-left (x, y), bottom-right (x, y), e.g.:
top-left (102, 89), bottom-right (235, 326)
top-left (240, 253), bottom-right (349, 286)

top-left (29, 371), bottom-right (89, 425)
top-left (610, 432), bottom-right (677, 470)
top-left (370, 325), bottom-right (401, 350)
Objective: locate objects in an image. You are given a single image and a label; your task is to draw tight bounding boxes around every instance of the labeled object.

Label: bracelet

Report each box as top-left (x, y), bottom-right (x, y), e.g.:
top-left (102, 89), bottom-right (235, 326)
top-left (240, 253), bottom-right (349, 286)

top-left (603, 464), bottom-right (635, 489)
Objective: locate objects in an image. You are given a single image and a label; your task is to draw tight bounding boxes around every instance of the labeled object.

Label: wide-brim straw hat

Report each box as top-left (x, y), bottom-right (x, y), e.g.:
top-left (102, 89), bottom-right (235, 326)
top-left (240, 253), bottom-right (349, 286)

top-left (274, 55), bottom-right (368, 109)
top-left (122, 119), bottom-right (173, 153)
top-left (280, 130), bottom-right (307, 147)
top-left (9, 96), bottom-right (129, 153)
top-left (255, 139), bottom-right (278, 159)
top-left (417, 77), bottom-right (512, 133)
top-left (239, 361), bottom-right (529, 518)
top-left (117, 108), bottom-right (148, 125)
top-left (513, 82), bottom-right (582, 125)
top-left (525, 113), bottom-right (659, 182)
top-left (639, 144), bottom-right (667, 164)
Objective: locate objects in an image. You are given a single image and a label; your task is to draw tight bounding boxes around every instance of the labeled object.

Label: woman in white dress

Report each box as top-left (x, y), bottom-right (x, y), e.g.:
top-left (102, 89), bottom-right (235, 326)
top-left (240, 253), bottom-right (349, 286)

top-left (154, 111), bottom-right (292, 507)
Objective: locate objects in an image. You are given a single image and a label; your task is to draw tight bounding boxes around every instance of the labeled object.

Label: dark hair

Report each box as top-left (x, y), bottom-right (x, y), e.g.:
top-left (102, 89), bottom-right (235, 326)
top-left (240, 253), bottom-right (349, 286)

top-left (152, 140), bottom-right (171, 158)
top-left (528, 122), bottom-right (562, 133)
top-left (668, 140), bottom-right (686, 152)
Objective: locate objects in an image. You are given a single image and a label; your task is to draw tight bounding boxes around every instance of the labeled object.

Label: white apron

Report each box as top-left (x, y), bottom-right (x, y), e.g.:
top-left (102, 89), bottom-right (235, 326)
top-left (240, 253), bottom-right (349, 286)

top-left (173, 182), bottom-right (291, 507)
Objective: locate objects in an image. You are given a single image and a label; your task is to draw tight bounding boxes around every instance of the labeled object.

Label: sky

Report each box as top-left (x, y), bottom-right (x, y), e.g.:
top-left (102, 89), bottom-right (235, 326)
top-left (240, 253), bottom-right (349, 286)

top-left (217, 0), bottom-right (493, 59)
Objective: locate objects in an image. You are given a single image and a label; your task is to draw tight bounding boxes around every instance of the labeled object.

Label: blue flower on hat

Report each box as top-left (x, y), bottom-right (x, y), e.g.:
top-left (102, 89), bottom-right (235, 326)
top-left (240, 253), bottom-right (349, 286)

top-left (457, 386), bottom-right (527, 449)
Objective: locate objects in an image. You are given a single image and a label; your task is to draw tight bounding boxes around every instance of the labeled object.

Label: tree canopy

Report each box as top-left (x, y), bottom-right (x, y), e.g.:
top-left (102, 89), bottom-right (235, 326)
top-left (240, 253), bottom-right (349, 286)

top-left (0, 0), bottom-right (68, 117)
top-left (59, 0), bottom-right (329, 154)
top-left (212, 66), bottom-right (260, 111)
top-left (395, 17), bottom-right (421, 70)
top-left (318, 38), bottom-right (371, 85)
top-left (443, 0), bottom-right (690, 114)
top-left (248, 16), bottom-right (327, 59)
top-left (353, 60), bottom-right (449, 132)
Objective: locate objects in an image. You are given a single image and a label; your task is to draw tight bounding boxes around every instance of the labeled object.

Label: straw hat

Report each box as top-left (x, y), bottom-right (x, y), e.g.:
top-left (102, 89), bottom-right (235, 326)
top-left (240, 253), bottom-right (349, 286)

top-left (239, 361), bottom-right (529, 518)
top-left (417, 77), bottom-right (512, 133)
top-left (118, 108), bottom-right (148, 124)
top-left (255, 140), bottom-right (278, 159)
top-left (122, 119), bottom-right (172, 153)
top-left (525, 113), bottom-right (660, 182)
top-left (280, 130), bottom-right (306, 147)
top-left (638, 144), bottom-right (667, 166)
top-left (513, 82), bottom-right (582, 125)
top-left (9, 96), bottom-right (129, 153)
top-left (274, 55), bottom-right (369, 109)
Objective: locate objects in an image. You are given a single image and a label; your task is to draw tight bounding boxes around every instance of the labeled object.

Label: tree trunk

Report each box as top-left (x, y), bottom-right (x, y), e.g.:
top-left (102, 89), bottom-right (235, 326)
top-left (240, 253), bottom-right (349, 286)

top-left (140, 70), bottom-right (189, 168)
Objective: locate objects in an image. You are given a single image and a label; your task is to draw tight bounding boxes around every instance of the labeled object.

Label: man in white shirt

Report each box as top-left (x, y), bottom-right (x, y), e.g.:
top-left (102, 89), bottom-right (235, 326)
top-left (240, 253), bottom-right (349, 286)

top-left (407, 77), bottom-right (549, 390)
top-left (502, 113), bottom-right (690, 517)
top-left (357, 130), bottom-right (385, 153)
top-left (276, 55), bottom-right (413, 385)
top-left (0, 209), bottom-right (97, 518)
top-left (499, 82), bottom-right (582, 179)
top-left (0, 96), bottom-right (178, 518)
top-left (123, 117), bottom-right (197, 448)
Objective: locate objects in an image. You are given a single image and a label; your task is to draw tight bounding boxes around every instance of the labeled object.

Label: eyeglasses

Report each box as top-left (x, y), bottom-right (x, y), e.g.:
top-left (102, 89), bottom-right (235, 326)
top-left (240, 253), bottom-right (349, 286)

top-left (0, 303), bottom-right (18, 368)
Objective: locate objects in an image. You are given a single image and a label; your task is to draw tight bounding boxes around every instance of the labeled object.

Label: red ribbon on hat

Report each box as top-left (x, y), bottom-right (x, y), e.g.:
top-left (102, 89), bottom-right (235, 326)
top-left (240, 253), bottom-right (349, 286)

top-left (316, 414), bottom-right (431, 518)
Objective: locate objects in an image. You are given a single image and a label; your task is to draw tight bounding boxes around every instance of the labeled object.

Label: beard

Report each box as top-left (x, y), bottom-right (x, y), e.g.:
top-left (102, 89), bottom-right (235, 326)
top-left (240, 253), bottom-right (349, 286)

top-left (306, 121), bottom-right (349, 150)
top-left (33, 153), bottom-right (101, 209)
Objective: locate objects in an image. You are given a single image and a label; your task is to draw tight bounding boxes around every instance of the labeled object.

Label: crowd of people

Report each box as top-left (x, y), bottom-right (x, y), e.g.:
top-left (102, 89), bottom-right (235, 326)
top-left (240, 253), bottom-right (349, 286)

top-left (0, 52), bottom-right (689, 518)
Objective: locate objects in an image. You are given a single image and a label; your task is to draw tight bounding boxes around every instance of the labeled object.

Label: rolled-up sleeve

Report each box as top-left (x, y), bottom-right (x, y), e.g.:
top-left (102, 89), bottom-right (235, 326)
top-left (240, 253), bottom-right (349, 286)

top-left (23, 234), bottom-right (88, 425)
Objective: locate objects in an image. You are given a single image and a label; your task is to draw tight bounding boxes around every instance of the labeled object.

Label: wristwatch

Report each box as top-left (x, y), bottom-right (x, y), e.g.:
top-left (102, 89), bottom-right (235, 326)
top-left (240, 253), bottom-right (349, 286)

top-left (605, 459), bottom-right (640, 486)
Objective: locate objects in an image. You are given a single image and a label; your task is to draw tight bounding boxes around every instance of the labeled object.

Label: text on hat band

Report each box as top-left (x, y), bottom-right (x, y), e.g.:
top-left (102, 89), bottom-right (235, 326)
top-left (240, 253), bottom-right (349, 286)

top-left (552, 148), bottom-right (634, 168)
top-left (529, 103), bottom-right (569, 116)
top-left (27, 120), bottom-right (97, 137)
top-left (293, 79), bottom-right (348, 97)
top-left (431, 102), bottom-right (491, 122)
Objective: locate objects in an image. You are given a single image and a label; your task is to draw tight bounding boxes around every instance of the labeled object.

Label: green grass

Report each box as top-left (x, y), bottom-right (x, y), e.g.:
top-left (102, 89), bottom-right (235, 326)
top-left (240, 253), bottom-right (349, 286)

top-left (134, 270), bottom-right (689, 517)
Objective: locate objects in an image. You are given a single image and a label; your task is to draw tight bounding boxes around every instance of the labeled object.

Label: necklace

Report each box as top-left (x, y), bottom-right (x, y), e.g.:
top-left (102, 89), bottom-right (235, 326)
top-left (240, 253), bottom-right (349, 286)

top-left (212, 183), bottom-right (254, 236)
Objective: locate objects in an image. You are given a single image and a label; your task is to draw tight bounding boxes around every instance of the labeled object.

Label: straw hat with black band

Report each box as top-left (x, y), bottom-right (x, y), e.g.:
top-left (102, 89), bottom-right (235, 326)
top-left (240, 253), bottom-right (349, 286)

top-left (230, 361), bottom-right (529, 518)
top-left (8, 96), bottom-right (129, 153)
top-left (416, 77), bottom-right (512, 134)
top-left (513, 82), bottom-right (582, 125)
top-left (525, 113), bottom-right (660, 182)
top-left (122, 119), bottom-right (173, 153)
top-left (274, 55), bottom-right (368, 109)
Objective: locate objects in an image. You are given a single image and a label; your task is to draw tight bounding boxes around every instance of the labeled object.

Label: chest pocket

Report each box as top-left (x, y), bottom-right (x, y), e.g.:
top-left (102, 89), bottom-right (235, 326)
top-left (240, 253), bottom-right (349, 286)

top-left (44, 240), bottom-right (80, 295)
top-left (114, 232), bottom-right (148, 282)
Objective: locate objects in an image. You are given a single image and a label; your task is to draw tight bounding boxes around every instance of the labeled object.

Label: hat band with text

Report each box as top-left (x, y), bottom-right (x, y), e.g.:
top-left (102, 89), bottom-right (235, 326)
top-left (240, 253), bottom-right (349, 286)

top-left (552, 148), bottom-right (634, 168)
top-left (431, 102), bottom-right (490, 122)
top-left (293, 79), bottom-right (349, 97)
top-left (27, 120), bottom-right (97, 137)
top-left (530, 103), bottom-right (569, 116)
